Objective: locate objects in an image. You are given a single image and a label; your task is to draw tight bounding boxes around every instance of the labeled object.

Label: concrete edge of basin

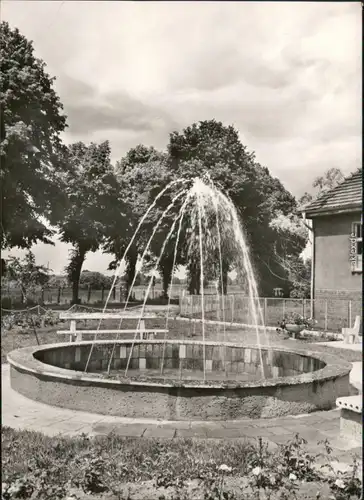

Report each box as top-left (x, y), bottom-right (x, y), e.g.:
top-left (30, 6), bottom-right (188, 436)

top-left (7, 340), bottom-right (352, 390)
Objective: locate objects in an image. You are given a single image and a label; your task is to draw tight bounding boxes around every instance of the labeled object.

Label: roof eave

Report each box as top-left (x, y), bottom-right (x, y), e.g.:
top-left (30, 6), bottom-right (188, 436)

top-left (303, 204), bottom-right (362, 219)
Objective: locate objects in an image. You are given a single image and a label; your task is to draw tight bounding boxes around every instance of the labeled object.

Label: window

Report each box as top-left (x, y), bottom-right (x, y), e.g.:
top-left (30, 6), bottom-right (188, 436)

top-left (350, 222), bottom-right (362, 273)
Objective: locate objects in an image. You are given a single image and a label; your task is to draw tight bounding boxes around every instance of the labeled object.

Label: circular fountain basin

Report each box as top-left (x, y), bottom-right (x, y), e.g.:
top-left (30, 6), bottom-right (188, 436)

top-left (7, 340), bottom-right (351, 420)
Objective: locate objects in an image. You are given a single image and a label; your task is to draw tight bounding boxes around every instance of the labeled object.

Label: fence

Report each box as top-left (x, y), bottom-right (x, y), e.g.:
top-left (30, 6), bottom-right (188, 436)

top-left (179, 294), bottom-right (362, 333)
top-left (1, 286), bottom-right (125, 306)
top-left (1, 284), bottom-right (246, 305)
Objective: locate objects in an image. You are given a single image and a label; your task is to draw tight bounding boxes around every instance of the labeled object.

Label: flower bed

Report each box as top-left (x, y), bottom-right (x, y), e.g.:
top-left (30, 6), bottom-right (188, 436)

top-left (2, 427), bottom-right (361, 500)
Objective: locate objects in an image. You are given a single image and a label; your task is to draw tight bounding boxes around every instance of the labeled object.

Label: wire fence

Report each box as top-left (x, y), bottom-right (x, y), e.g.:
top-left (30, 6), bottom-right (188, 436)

top-left (1, 286), bottom-right (145, 305)
top-left (2, 285), bottom-right (361, 333)
top-left (179, 294), bottom-right (362, 333)
top-left (0, 284), bottom-right (246, 305)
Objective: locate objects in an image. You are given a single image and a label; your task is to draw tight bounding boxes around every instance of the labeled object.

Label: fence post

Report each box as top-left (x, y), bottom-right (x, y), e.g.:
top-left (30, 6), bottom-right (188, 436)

top-left (112, 286), bottom-right (116, 301)
top-left (101, 285), bottom-right (104, 303)
top-left (348, 300), bottom-right (352, 328)
top-left (87, 285), bottom-right (91, 303)
top-left (264, 298), bottom-right (267, 325)
top-left (231, 295), bottom-right (235, 324)
top-left (302, 298), bottom-right (305, 318)
top-left (283, 299), bottom-right (286, 318)
top-left (41, 288), bottom-right (45, 305)
top-left (119, 286), bottom-right (122, 303)
top-left (324, 300), bottom-right (328, 331)
top-left (57, 287), bottom-right (61, 305)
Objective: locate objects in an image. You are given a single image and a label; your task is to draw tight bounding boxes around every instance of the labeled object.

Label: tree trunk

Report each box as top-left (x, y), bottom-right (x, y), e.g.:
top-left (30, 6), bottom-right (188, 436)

top-left (124, 250), bottom-right (138, 301)
top-left (159, 257), bottom-right (173, 299)
top-left (187, 262), bottom-right (200, 295)
top-left (220, 258), bottom-right (230, 295)
top-left (20, 285), bottom-right (27, 305)
top-left (222, 269), bottom-right (228, 295)
top-left (69, 247), bottom-right (87, 305)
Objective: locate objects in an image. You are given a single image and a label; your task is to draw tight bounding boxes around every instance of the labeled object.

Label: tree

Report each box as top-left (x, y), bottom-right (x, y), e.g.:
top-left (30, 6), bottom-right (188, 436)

top-left (267, 212), bottom-right (310, 296)
top-left (114, 120), bottom-right (304, 298)
top-left (267, 168), bottom-right (345, 297)
top-left (48, 274), bottom-right (68, 288)
top-left (6, 251), bottom-right (50, 304)
top-left (288, 257), bottom-right (311, 298)
top-left (167, 120), bottom-right (301, 296)
top-left (299, 167), bottom-right (344, 206)
top-left (1, 22), bottom-right (68, 250)
top-left (58, 141), bottom-right (127, 304)
top-left (113, 147), bottom-right (179, 300)
top-left (79, 271), bottom-right (113, 290)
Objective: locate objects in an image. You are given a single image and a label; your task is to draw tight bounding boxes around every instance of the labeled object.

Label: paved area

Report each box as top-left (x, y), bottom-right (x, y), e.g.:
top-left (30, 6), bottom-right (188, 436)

top-left (313, 340), bottom-right (362, 392)
top-left (2, 363), bottom-right (362, 468)
top-left (314, 340), bottom-right (362, 352)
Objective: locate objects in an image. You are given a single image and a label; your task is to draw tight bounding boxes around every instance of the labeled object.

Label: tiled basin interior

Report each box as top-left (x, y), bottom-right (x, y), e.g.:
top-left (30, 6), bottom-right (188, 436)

top-left (34, 341), bottom-right (326, 381)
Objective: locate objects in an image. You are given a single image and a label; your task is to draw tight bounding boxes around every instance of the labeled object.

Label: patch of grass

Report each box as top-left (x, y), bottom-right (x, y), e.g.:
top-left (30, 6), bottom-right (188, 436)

top-left (1, 426), bottom-right (253, 479)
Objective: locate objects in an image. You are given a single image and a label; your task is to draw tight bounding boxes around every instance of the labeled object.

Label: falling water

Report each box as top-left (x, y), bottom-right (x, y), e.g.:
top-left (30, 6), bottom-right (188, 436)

top-left (196, 188), bottom-right (206, 381)
top-left (84, 178), bottom-right (190, 374)
top-left (215, 188), bottom-right (268, 377)
top-left (124, 192), bottom-right (194, 377)
top-left (104, 187), bottom-right (189, 374)
top-left (85, 175), bottom-right (269, 380)
top-left (212, 188), bottom-right (226, 340)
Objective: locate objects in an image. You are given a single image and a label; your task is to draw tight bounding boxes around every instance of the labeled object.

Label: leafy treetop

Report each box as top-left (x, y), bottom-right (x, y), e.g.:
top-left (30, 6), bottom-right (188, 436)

top-left (0, 21), bottom-right (68, 250)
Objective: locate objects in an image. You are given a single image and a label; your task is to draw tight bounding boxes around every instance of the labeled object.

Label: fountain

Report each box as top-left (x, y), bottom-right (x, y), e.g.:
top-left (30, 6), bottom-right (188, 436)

top-left (7, 176), bottom-right (352, 420)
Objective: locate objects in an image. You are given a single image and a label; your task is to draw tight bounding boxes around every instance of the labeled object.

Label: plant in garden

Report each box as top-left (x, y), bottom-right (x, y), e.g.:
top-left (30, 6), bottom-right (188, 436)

top-left (277, 312), bottom-right (315, 332)
top-left (201, 464), bottom-right (239, 500)
top-left (69, 449), bottom-right (110, 494)
top-left (1, 21), bottom-right (69, 251)
top-left (5, 252), bottom-right (51, 304)
top-left (247, 435), bottom-right (322, 499)
top-left (0, 307), bottom-right (60, 340)
top-left (2, 454), bottom-right (69, 500)
top-left (318, 439), bottom-right (362, 500)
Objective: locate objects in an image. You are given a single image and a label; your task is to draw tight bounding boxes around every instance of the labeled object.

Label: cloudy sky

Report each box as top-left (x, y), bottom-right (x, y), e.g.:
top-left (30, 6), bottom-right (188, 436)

top-left (3, 1), bottom-right (362, 275)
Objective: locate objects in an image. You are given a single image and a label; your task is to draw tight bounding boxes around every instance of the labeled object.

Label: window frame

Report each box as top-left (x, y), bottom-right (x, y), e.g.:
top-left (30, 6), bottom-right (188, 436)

top-left (350, 221), bottom-right (362, 273)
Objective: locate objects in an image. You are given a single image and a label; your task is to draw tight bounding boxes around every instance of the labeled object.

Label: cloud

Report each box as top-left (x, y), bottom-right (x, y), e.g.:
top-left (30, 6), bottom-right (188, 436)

top-left (2, 1), bottom-right (361, 273)
top-left (66, 89), bottom-right (175, 135)
top-left (2, 0), bottom-right (361, 180)
top-left (3, 1), bottom-right (359, 180)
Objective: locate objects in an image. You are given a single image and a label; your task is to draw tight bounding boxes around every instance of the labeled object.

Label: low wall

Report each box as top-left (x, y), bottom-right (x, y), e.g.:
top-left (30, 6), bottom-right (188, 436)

top-left (8, 341), bottom-right (351, 421)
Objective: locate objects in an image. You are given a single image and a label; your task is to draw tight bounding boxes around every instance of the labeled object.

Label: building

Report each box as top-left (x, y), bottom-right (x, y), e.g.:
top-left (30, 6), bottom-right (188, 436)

top-left (301, 169), bottom-right (362, 306)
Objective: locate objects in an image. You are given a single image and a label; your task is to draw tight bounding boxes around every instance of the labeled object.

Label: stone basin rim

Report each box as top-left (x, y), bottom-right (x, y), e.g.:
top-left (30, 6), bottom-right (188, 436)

top-left (7, 340), bottom-right (352, 390)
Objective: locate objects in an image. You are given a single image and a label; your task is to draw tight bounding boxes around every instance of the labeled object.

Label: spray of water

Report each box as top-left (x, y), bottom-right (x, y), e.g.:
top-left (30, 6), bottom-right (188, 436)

top-left (84, 175), bottom-right (269, 380)
top-left (124, 191), bottom-right (193, 377)
top-left (84, 179), bottom-right (189, 373)
top-left (104, 187), bottom-right (188, 375)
